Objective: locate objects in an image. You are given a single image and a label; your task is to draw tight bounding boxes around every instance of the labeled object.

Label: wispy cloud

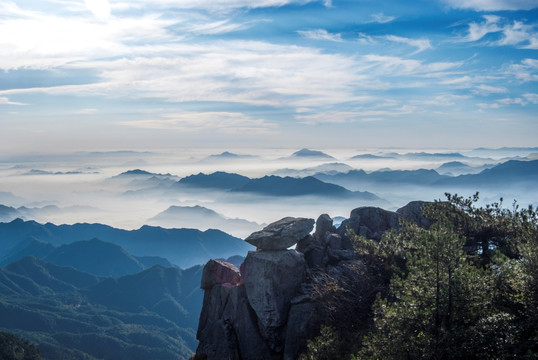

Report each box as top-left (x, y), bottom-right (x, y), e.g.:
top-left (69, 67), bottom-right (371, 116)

top-left (507, 58), bottom-right (538, 82)
top-left (74, 108), bottom-right (98, 114)
top-left (121, 111), bottom-right (278, 135)
top-left (295, 105), bottom-right (415, 125)
top-left (0, 96), bottom-right (27, 105)
top-left (84, 0), bottom-right (111, 21)
top-left (477, 102), bottom-right (500, 110)
top-left (473, 84), bottom-right (508, 95)
top-left (462, 15), bottom-right (538, 49)
top-left (297, 29), bottom-right (343, 42)
top-left (112, 0), bottom-right (327, 12)
top-left (370, 12), bottom-right (395, 24)
top-left (523, 93), bottom-right (538, 103)
top-left (443, 0), bottom-right (538, 11)
top-left (187, 19), bottom-right (253, 35)
top-left (465, 15), bottom-right (502, 41)
top-left (498, 97), bottom-right (527, 105)
top-left (384, 35), bottom-right (432, 54)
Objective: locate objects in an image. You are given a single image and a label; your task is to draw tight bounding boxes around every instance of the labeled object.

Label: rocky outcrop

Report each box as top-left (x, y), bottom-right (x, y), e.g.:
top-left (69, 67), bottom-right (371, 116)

top-left (195, 202), bottom-right (435, 360)
top-left (337, 202), bottom-right (434, 241)
top-left (338, 206), bottom-right (400, 240)
top-left (244, 250), bottom-right (307, 352)
top-left (201, 259), bottom-right (242, 290)
top-left (195, 217), bottom-right (315, 360)
top-left (396, 200), bottom-right (432, 228)
top-left (245, 217), bottom-right (315, 250)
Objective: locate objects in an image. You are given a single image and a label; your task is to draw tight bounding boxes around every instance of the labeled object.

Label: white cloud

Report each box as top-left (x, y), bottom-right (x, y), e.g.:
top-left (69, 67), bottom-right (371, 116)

top-left (121, 111), bottom-right (278, 135)
top-left (74, 108), bottom-right (98, 114)
top-left (478, 102), bottom-right (500, 109)
top-left (360, 55), bottom-right (461, 77)
top-left (0, 5), bottom-right (176, 70)
top-left (507, 58), bottom-right (538, 81)
top-left (187, 19), bottom-right (249, 35)
top-left (498, 97), bottom-right (527, 105)
top-left (370, 12), bottom-right (396, 24)
top-left (473, 84), bottom-right (508, 95)
top-left (466, 15), bottom-right (502, 41)
top-left (297, 29), bottom-right (343, 42)
top-left (0, 96), bottom-right (27, 105)
top-left (463, 15), bottom-right (538, 49)
top-left (440, 76), bottom-right (473, 86)
top-left (523, 93), bottom-right (538, 103)
top-left (421, 94), bottom-right (470, 106)
top-left (443, 0), bottom-right (538, 11)
top-left (84, 0), bottom-right (111, 21)
top-left (112, 0), bottom-right (325, 12)
top-left (384, 35), bottom-right (432, 54)
top-left (295, 105), bottom-right (415, 125)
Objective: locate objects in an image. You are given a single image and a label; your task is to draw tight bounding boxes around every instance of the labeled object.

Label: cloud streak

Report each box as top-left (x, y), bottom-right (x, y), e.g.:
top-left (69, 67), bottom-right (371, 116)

top-left (443, 0), bottom-right (538, 11)
top-left (121, 111), bottom-right (278, 135)
top-left (462, 15), bottom-right (538, 49)
top-left (384, 35), bottom-right (433, 54)
top-left (297, 29), bottom-right (342, 42)
top-left (0, 96), bottom-right (28, 105)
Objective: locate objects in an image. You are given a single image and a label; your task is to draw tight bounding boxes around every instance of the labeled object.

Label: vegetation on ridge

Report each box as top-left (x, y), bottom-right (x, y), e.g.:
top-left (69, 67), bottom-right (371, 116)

top-left (301, 193), bottom-right (538, 359)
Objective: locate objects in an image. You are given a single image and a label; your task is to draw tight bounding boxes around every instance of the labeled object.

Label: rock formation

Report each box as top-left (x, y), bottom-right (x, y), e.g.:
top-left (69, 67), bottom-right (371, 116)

top-left (194, 202), bottom-right (433, 360)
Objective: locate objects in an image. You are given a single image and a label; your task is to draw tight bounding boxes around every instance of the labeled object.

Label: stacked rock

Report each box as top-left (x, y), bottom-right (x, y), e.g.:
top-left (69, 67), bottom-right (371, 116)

top-left (195, 217), bottom-right (315, 360)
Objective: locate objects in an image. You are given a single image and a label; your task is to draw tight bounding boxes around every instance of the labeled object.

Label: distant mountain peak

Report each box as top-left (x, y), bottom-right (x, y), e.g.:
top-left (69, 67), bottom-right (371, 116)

top-left (206, 151), bottom-right (256, 160)
top-left (291, 148), bottom-right (335, 159)
top-left (121, 169), bottom-right (153, 176)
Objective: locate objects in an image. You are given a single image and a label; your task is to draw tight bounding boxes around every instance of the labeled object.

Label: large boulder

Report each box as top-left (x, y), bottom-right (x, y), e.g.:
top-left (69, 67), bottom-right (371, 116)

top-left (284, 295), bottom-right (322, 360)
top-left (196, 284), bottom-right (271, 360)
top-left (245, 217), bottom-right (314, 250)
top-left (338, 206), bottom-right (400, 240)
top-left (243, 249), bottom-right (307, 351)
top-left (313, 214), bottom-right (333, 240)
top-left (201, 259), bottom-right (241, 290)
top-left (397, 200), bottom-right (432, 228)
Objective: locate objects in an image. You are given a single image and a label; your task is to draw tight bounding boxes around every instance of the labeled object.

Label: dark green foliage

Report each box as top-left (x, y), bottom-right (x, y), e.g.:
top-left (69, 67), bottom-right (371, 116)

top-left (0, 258), bottom-right (203, 359)
top-left (0, 332), bottom-right (41, 360)
top-left (305, 193), bottom-right (538, 360)
top-left (298, 326), bottom-right (345, 360)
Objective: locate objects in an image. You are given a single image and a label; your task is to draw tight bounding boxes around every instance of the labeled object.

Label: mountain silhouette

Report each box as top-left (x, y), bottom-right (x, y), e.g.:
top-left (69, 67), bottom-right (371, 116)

top-left (434, 159), bottom-right (538, 187)
top-left (177, 171), bottom-right (250, 190)
top-left (233, 175), bottom-right (378, 200)
top-left (0, 219), bottom-right (253, 268)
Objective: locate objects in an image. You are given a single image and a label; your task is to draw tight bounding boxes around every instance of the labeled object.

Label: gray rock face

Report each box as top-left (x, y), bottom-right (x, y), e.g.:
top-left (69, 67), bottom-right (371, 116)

top-left (284, 297), bottom-right (322, 360)
top-left (195, 212), bottom-right (371, 360)
top-left (244, 249), bottom-right (307, 351)
top-left (201, 259), bottom-right (241, 290)
top-left (314, 214), bottom-right (333, 239)
top-left (245, 217), bottom-right (314, 250)
top-left (397, 200), bottom-right (432, 228)
top-left (338, 206), bottom-right (400, 240)
top-left (196, 284), bottom-right (271, 360)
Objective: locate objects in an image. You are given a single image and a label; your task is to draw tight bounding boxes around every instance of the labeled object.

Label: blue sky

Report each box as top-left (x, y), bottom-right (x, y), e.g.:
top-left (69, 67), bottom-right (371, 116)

top-left (0, 0), bottom-right (537, 154)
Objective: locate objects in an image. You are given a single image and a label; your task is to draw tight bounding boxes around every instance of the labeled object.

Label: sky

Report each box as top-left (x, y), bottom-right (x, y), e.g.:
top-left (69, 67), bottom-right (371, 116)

top-left (0, 0), bottom-right (537, 154)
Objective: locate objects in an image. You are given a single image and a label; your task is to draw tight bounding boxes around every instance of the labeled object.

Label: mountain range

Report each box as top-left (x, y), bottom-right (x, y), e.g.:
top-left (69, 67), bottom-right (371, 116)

top-left (0, 219), bottom-right (253, 268)
top-left (0, 256), bottom-right (202, 359)
top-left (176, 172), bottom-right (379, 200)
top-left (315, 159), bottom-right (538, 190)
top-left (0, 238), bottom-right (173, 277)
top-left (433, 159), bottom-right (538, 188)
